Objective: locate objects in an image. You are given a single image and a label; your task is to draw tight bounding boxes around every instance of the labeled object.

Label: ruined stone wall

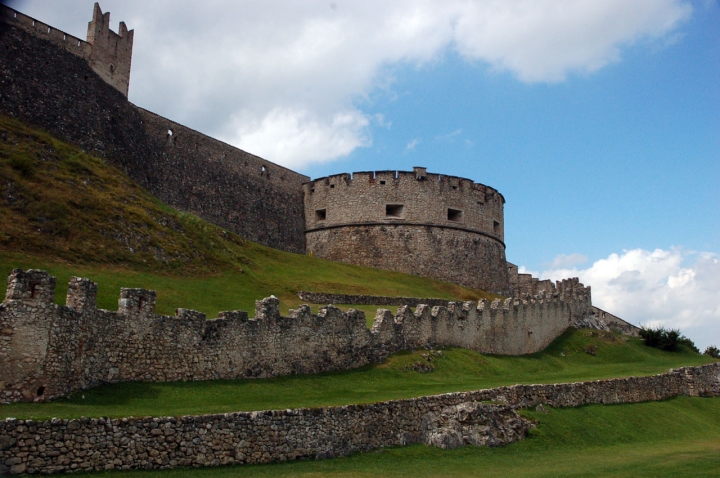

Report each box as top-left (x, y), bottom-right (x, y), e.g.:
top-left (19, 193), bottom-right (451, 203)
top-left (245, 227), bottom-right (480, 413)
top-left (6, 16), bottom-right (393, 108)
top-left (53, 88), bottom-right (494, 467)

top-left (297, 291), bottom-right (459, 308)
top-left (0, 269), bottom-right (590, 404)
top-left (0, 18), bottom-right (308, 253)
top-left (1, 363), bottom-right (718, 475)
top-left (304, 169), bottom-right (509, 294)
top-left (593, 306), bottom-right (640, 336)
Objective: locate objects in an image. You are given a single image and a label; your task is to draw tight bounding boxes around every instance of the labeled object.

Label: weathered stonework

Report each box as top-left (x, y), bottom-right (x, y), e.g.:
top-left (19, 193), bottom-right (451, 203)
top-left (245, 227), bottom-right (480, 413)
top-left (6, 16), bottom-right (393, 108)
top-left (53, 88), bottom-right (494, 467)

top-left (1, 3), bottom-right (133, 97)
top-left (0, 269), bottom-right (591, 404)
top-left (0, 363), bottom-right (718, 475)
top-left (304, 169), bottom-right (509, 294)
top-left (0, 6), bottom-right (309, 254)
top-left (298, 291), bottom-right (463, 308)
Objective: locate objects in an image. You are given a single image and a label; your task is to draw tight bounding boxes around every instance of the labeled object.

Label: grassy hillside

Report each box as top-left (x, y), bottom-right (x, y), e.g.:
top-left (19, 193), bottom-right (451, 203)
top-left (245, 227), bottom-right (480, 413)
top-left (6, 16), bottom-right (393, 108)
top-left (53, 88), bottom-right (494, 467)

top-left (1, 329), bottom-right (714, 420)
top-left (0, 114), bottom-right (496, 316)
top-left (80, 396), bottom-right (720, 478)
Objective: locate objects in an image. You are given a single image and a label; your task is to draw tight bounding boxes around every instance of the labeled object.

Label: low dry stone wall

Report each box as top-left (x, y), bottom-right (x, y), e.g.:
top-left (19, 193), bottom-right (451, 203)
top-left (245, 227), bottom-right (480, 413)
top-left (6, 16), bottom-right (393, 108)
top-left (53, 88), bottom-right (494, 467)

top-left (1, 363), bottom-right (718, 475)
top-left (297, 291), bottom-right (455, 308)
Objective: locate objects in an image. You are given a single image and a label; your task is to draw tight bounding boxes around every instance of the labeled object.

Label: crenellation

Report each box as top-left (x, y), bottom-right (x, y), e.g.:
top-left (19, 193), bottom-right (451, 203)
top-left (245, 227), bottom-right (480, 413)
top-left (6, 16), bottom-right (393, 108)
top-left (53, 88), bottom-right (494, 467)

top-left (65, 276), bottom-right (98, 312)
top-left (117, 288), bottom-right (157, 318)
top-left (304, 168), bottom-right (508, 293)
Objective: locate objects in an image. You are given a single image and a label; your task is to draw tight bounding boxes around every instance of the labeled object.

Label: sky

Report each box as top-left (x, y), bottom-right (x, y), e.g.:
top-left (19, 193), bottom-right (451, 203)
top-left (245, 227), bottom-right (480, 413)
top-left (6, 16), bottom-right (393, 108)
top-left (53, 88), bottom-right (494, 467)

top-left (9, 0), bottom-right (720, 348)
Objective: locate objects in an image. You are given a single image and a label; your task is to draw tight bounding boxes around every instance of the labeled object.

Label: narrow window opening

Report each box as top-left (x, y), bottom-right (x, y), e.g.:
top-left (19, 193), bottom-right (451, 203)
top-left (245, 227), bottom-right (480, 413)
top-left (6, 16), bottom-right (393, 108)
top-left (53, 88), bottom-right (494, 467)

top-left (478, 201), bottom-right (484, 213)
top-left (63, 34), bottom-right (66, 41)
top-left (493, 220), bottom-right (501, 234)
top-left (261, 166), bottom-right (266, 175)
top-left (452, 185), bottom-right (457, 190)
top-left (109, 64), bottom-right (115, 74)
top-left (315, 209), bottom-right (327, 221)
top-left (14, 12), bottom-right (17, 18)
top-left (310, 188), bottom-right (315, 193)
top-left (379, 180), bottom-right (386, 185)
top-left (78, 41), bottom-right (81, 47)
top-left (138, 297), bottom-right (145, 311)
top-left (32, 20), bottom-right (35, 26)
top-left (447, 208), bottom-right (463, 222)
top-left (47, 27), bottom-right (51, 34)
top-left (36, 386), bottom-right (45, 397)
top-left (385, 204), bottom-right (404, 218)
top-left (29, 282), bottom-right (41, 298)
top-left (330, 184), bottom-right (335, 188)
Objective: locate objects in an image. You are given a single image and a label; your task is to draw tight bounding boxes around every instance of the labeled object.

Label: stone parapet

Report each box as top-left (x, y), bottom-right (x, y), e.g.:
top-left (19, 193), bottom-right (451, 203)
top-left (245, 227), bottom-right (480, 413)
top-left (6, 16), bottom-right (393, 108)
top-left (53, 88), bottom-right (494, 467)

top-left (1, 270), bottom-right (591, 404)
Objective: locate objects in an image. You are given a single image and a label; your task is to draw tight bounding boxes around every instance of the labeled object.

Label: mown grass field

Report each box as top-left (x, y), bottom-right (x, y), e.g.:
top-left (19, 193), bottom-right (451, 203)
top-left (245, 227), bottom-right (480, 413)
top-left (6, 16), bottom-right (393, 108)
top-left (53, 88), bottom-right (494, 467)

top-left (1, 329), bottom-right (714, 420)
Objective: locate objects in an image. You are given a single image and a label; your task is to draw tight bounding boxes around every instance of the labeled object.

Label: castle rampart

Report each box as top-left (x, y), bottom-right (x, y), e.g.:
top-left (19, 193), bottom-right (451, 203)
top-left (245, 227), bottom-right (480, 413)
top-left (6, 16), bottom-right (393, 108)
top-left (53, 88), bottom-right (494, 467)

top-left (1, 3), bottom-right (133, 96)
top-left (0, 12), bottom-right (308, 253)
top-left (0, 269), bottom-right (591, 404)
top-left (304, 168), bottom-right (509, 294)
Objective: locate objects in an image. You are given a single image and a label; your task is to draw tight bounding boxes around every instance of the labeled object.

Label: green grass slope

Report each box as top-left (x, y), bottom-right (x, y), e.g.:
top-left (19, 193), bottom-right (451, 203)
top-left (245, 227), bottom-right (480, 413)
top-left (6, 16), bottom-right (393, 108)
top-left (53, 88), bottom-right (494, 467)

top-left (0, 114), bottom-right (495, 316)
top-left (1, 329), bottom-right (714, 420)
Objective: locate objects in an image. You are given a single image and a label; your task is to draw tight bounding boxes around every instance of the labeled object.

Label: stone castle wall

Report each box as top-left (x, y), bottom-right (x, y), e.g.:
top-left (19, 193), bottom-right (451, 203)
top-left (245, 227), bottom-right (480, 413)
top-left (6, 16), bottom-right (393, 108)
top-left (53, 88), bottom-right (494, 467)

top-left (304, 169), bottom-right (509, 294)
top-left (0, 269), bottom-right (591, 404)
top-left (0, 15), bottom-right (308, 253)
top-left (1, 363), bottom-right (718, 475)
top-left (297, 291), bottom-right (462, 308)
top-left (1, 4), bottom-right (133, 97)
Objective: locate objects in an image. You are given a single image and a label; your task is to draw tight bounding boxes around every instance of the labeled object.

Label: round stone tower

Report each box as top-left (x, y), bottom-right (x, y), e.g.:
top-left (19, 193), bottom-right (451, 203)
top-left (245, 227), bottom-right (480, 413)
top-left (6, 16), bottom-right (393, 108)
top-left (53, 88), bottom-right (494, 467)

top-left (303, 167), bottom-right (509, 294)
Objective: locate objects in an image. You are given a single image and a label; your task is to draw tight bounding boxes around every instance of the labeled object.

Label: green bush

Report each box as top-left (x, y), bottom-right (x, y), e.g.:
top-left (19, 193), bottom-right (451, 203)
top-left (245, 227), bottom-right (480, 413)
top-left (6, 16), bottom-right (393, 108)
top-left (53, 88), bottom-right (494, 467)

top-left (639, 327), bottom-right (698, 353)
top-left (704, 345), bottom-right (720, 358)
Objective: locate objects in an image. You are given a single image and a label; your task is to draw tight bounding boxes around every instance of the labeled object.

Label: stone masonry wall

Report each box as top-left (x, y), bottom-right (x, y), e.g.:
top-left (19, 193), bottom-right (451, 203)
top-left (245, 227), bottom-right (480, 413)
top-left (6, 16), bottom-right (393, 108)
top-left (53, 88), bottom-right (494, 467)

top-left (297, 291), bottom-right (459, 308)
top-left (1, 363), bottom-right (718, 475)
top-left (0, 17), bottom-right (308, 253)
top-left (304, 169), bottom-right (508, 294)
top-left (0, 4), bottom-right (133, 97)
top-left (593, 306), bottom-right (640, 336)
top-left (0, 269), bottom-right (591, 404)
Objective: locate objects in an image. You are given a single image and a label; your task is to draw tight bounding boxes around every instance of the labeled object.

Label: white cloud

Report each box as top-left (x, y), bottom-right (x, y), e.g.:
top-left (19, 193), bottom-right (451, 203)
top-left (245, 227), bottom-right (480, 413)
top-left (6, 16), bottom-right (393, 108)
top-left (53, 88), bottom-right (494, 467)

top-left (435, 129), bottom-right (464, 142)
top-left (406, 138), bottom-right (421, 151)
top-left (548, 253), bottom-right (589, 269)
top-left (18, 0), bottom-right (693, 167)
top-left (540, 248), bottom-right (720, 350)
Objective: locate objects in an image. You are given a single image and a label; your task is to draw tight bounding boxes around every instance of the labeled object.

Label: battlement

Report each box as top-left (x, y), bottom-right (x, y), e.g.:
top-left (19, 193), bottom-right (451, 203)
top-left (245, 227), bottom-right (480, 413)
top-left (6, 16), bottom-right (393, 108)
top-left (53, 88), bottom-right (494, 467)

top-left (0, 269), bottom-right (592, 404)
top-left (86, 3), bottom-right (134, 96)
top-left (304, 168), bottom-right (508, 293)
top-left (0, 3), bottom-right (133, 96)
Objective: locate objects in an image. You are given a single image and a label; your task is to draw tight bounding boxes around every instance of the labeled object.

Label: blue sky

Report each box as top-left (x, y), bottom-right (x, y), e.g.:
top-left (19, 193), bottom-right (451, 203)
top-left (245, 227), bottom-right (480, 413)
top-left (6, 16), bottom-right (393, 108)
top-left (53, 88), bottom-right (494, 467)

top-left (11, 0), bottom-right (720, 347)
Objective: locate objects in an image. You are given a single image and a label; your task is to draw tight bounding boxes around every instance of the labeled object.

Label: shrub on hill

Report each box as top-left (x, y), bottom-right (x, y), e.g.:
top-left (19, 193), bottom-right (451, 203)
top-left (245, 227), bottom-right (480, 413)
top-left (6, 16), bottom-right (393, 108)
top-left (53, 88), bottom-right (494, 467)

top-left (704, 345), bottom-right (720, 358)
top-left (639, 327), bottom-right (698, 353)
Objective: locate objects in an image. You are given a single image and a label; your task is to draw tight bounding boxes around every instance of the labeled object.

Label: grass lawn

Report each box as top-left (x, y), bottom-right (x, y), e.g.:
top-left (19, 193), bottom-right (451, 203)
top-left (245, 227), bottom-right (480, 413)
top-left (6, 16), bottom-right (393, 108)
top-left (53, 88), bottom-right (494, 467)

top-left (1, 329), bottom-right (714, 420)
top-left (63, 397), bottom-right (720, 477)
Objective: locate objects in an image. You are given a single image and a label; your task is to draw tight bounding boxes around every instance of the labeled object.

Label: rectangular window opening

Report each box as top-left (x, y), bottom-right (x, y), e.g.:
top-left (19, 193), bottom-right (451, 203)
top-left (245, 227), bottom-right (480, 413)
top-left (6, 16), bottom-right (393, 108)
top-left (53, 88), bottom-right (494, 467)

top-left (448, 208), bottom-right (463, 222)
top-left (379, 180), bottom-right (386, 185)
top-left (386, 204), bottom-right (404, 218)
top-left (493, 220), bottom-right (501, 234)
top-left (315, 209), bottom-right (327, 221)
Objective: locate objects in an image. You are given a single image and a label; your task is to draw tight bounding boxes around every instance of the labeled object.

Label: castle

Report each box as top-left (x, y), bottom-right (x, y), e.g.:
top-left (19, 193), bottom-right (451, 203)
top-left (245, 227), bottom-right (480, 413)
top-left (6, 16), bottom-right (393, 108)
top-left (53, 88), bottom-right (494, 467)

top-left (0, 2), bottom-right (545, 296)
top-left (0, 4), bottom-right (639, 406)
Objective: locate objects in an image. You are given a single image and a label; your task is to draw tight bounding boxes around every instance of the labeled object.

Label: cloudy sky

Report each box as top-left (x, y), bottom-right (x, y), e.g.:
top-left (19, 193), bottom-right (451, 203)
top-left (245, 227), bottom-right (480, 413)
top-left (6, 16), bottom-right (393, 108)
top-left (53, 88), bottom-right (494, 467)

top-left (10, 0), bottom-right (720, 348)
